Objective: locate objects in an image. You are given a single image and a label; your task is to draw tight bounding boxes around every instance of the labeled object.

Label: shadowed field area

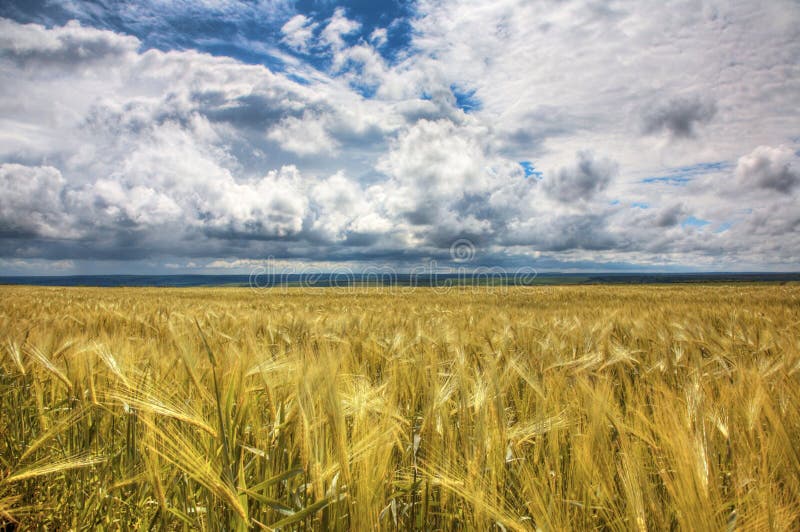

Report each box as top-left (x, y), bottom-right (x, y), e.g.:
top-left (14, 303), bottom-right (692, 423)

top-left (0, 285), bottom-right (799, 530)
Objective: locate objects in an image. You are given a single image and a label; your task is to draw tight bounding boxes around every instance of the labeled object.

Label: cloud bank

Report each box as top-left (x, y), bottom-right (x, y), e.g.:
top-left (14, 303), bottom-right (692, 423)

top-left (0, 0), bottom-right (799, 274)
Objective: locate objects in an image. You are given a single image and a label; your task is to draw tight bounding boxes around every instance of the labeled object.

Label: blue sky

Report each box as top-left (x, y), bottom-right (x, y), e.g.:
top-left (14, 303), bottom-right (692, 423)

top-left (0, 0), bottom-right (414, 71)
top-left (0, 0), bottom-right (799, 274)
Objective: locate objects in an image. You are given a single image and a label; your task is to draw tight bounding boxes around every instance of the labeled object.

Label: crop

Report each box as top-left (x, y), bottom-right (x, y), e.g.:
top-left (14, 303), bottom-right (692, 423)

top-left (0, 284), bottom-right (798, 530)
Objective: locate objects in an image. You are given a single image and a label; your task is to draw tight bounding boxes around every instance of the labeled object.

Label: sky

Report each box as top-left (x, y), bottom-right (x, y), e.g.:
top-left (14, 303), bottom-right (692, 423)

top-left (0, 0), bottom-right (799, 275)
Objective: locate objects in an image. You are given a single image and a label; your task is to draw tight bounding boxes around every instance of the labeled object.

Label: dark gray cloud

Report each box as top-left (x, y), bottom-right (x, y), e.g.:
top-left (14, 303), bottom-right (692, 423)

top-left (642, 96), bottom-right (717, 139)
top-left (498, 106), bottom-right (582, 157)
top-left (502, 214), bottom-right (619, 252)
top-left (735, 145), bottom-right (800, 193)
top-left (200, 92), bottom-right (305, 130)
top-left (543, 151), bottom-right (617, 202)
top-left (655, 203), bottom-right (686, 227)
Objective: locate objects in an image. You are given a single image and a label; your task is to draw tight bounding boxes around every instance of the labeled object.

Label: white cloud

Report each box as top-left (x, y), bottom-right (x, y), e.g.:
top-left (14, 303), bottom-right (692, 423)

top-left (90, 179), bottom-right (183, 226)
top-left (375, 118), bottom-right (538, 247)
top-left (369, 28), bottom-right (387, 48)
top-left (309, 171), bottom-right (390, 241)
top-left (267, 112), bottom-right (338, 155)
top-left (0, 164), bottom-right (70, 238)
top-left (0, 18), bottom-right (139, 67)
top-left (407, 0), bottom-right (800, 174)
top-left (280, 14), bottom-right (317, 52)
top-left (320, 7), bottom-right (361, 51)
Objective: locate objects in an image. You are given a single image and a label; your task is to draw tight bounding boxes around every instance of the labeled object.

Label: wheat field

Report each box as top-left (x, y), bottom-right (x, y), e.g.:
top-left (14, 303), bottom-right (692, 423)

top-left (0, 284), bottom-right (798, 530)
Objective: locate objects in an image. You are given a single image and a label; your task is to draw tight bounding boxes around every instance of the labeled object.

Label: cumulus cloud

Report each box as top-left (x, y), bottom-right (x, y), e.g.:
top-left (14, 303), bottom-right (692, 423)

top-left (735, 145), bottom-right (800, 193)
top-left (88, 179), bottom-right (183, 227)
top-left (309, 171), bottom-right (392, 242)
top-left (268, 112), bottom-right (338, 155)
top-left (0, 164), bottom-right (68, 238)
top-left (377, 118), bottom-right (533, 244)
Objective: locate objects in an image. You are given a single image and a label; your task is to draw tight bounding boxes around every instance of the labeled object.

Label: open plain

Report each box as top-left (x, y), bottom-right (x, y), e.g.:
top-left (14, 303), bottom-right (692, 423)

top-left (0, 284), bottom-right (799, 530)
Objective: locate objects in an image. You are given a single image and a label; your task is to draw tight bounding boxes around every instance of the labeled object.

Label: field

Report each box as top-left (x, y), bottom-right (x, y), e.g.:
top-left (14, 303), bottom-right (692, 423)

top-left (0, 284), bottom-right (799, 530)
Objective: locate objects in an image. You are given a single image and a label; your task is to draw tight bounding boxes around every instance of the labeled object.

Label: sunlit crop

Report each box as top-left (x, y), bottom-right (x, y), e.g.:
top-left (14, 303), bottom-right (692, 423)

top-left (1, 284), bottom-right (799, 530)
